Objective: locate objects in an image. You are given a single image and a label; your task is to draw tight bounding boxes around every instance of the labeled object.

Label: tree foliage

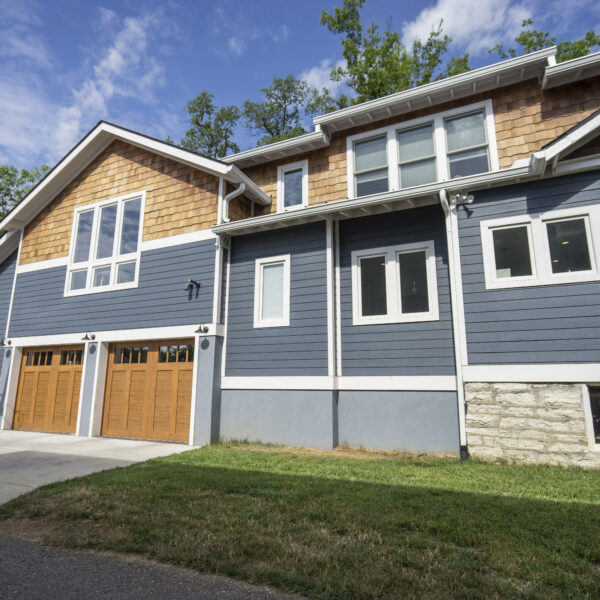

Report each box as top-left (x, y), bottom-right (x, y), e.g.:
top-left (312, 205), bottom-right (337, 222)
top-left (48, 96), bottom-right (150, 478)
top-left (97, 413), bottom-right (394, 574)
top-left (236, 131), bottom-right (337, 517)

top-left (490, 19), bottom-right (600, 63)
top-left (242, 75), bottom-right (316, 146)
top-left (180, 91), bottom-right (240, 157)
top-left (320, 0), bottom-right (470, 104)
top-left (0, 164), bottom-right (50, 221)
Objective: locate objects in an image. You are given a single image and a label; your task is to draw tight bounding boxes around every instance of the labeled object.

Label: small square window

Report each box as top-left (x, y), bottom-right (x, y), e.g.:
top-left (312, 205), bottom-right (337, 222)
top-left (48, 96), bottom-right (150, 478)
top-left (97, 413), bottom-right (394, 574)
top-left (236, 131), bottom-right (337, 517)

top-left (491, 225), bottom-right (534, 280)
top-left (545, 217), bottom-right (592, 274)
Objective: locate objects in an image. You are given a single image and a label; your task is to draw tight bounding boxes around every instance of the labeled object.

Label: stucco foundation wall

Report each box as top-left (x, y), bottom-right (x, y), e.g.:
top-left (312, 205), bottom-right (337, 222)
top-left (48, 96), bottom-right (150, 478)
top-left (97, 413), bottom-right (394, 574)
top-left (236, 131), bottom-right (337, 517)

top-left (338, 391), bottom-right (460, 455)
top-left (465, 383), bottom-right (600, 467)
top-left (220, 390), bottom-right (334, 450)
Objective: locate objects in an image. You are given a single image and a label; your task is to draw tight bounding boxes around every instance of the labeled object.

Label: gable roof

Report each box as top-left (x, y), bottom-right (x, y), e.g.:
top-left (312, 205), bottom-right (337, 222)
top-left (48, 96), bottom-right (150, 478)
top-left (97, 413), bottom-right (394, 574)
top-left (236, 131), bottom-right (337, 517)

top-left (0, 121), bottom-right (271, 233)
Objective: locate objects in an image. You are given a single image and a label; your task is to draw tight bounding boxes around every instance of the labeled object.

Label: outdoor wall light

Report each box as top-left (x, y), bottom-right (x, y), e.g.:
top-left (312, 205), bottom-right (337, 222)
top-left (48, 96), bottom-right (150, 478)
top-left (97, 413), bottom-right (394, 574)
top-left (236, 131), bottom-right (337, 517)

top-left (186, 279), bottom-right (201, 291)
top-left (1, 339), bottom-right (11, 346)
top-left (195, 324), bottom-right (209, 334)
top-left (450, 192), bottom-right (474, 206)
top-left (82, 333), bottom-right (96, 341)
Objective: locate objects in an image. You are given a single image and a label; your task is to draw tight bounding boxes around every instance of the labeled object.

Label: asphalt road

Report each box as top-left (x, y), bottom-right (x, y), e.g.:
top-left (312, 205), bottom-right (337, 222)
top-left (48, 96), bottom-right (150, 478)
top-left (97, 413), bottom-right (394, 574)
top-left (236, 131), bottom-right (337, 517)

top-left (0, 535), bottom-right (305, 600)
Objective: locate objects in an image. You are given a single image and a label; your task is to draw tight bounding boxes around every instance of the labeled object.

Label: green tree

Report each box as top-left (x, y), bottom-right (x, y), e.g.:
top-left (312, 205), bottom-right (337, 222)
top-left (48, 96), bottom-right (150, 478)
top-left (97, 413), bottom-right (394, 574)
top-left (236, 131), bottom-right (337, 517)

top-left (320, 0), bottom-right (470, 104)
top-left (0, 164), bottom-right (50, 221)
top-left (180, 91), bottom-right (240, 157)
top-left (243, 75), bottom-right (314, 146)
top-left (490, 19), bottom-right (600, 63)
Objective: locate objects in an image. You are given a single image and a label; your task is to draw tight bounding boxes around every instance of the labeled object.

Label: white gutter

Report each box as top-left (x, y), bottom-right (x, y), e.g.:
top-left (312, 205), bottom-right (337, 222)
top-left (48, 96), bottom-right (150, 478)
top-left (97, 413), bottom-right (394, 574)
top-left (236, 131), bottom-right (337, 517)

top-left (222, 183), bottom-right (246, 223)
top-left (542, 51), bottom-right (600, 89)
top-left (314, 47), bottom-right (556, 128)
top-left (439, 190), bottom-right (468, 456)
top-left (213, 165), bottom-right (533, 235)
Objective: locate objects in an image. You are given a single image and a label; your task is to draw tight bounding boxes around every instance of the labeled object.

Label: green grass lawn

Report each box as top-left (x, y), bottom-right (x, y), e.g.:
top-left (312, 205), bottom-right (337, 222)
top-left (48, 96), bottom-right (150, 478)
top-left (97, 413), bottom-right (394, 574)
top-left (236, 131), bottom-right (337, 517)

top-left (1, 443), bottom-right (600, 599)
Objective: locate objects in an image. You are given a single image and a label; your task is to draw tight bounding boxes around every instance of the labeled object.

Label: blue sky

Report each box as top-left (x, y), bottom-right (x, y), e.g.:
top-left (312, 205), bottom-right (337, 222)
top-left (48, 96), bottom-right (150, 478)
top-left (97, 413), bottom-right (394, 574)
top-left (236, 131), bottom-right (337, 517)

top-left (1, 0), bottom-right (599, 168)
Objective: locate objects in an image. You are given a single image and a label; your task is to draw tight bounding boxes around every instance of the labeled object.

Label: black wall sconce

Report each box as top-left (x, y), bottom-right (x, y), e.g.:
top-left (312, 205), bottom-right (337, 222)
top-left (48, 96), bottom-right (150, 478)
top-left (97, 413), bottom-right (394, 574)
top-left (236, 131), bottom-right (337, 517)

top-left (186, 279), bottom-right (201, 300)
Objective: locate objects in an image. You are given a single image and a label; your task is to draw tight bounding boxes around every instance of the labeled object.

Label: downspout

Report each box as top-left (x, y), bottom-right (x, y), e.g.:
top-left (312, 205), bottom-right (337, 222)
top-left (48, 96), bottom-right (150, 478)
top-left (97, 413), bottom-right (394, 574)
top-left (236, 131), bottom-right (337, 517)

top-left (440, 189), bottom-right (469, 460)
top-left (221, 183), bottom-right (246, 223)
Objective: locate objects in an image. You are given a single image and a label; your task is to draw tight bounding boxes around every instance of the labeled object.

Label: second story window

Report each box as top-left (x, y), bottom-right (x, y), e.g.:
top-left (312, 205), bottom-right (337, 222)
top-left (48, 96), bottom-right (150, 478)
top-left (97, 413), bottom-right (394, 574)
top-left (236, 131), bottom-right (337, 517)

top-left (277, 160), bottom-right (308, 211)
top-left (66, 192), bottom-right (144, 296)
top-left (347, 100), bottom-right (498, 198)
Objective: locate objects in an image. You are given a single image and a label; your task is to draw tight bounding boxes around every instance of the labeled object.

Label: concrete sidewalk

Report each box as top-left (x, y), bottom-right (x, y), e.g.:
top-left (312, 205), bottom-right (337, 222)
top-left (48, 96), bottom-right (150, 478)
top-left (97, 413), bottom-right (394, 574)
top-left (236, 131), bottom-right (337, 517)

top-left (0, 430), bottom-right (192, 504)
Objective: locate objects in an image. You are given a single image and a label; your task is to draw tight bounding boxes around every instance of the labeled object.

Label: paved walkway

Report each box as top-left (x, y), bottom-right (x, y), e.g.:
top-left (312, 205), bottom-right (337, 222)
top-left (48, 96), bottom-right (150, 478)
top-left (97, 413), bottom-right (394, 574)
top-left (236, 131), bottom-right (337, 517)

top-left (0, 535), bottom-right (304, 600)
top-left (0, 430), bottom-right (192, 504)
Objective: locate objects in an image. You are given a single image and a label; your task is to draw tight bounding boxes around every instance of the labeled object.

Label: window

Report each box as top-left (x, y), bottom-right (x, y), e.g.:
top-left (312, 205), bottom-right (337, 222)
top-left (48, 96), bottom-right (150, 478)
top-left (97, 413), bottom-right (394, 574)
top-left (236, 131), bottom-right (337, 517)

top-left (587, 385), bottom-right (600, 447)
top-left (347, 100), bottom-right (498, 198)
top-left (351, 241), bottom-right (439, 325)
top-left (481, 206), bottom-right (600, 289)
top-left (66, 192), bottom-right (144, 295)
top-left (157, 344), bottom-right (194, 363)
top-left (254, 255), bottom-right (290, 328)
top-left (277, 160), bottom-right (308, 211)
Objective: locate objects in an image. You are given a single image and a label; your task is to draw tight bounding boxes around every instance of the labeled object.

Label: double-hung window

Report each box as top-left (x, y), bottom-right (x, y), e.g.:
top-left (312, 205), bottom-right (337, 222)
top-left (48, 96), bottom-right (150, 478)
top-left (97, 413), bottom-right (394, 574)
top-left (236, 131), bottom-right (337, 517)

top-left (277, 160), bottom-right (308, 211)
top-left (347, 100), bottom-right (498, 198)
top-left (66, 192), bottom-right (144, 295)
top-left (481, 206), bottom-right (600, 289)
top-left (351, 241), bottom-right (439, 325)
top-left (254, 255), bottom-right (291, 328)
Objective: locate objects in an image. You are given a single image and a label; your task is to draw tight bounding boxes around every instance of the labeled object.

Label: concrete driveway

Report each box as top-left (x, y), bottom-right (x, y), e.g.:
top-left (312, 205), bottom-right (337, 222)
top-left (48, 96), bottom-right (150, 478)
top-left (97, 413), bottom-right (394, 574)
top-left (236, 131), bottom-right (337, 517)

top-left (0, 430), bottom-right (193, 504)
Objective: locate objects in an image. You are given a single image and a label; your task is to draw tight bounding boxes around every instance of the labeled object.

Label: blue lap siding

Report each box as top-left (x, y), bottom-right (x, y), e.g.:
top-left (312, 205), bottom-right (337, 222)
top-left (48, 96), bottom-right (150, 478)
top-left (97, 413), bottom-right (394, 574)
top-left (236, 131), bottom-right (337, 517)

top-left (225, 222), bottom-right (328, 376)
top-left (339, 206), bottom-right (456, 376)
top-left (0, 250), bottom-right (17, 374)
top-left (9, 240), bottom-right (215, 337)
top-left (458, 170), bottom-right (600, 364)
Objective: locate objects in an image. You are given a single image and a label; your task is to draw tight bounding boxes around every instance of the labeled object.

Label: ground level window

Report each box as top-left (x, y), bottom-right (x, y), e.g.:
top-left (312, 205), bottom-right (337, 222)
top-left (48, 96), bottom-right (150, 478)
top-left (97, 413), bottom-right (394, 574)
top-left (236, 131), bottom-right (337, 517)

top-left (588, 386), bottom-right (600, 445)
top-left (352, 241), bottom-right (439, 325)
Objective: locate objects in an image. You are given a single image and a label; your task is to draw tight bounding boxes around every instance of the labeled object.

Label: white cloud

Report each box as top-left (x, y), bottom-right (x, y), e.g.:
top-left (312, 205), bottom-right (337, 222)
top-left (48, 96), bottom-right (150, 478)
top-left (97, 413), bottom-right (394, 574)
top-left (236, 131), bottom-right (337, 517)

top-left (402, 0), bottom-right (532, 56)
top-left (300, 59), bottom-right (346, 93)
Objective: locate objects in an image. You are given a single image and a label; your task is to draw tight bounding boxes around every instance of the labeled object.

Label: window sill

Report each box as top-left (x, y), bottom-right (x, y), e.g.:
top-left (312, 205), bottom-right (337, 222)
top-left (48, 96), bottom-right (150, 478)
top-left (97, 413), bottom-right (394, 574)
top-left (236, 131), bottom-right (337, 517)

top-left (352, 312), bottom-right (439, 326)
top-left (253, 320), bottom-right (290, 329)
top-left (485, 271), bottom-right (600, 290)
top-left (64, 281), bottom-right (139, 297)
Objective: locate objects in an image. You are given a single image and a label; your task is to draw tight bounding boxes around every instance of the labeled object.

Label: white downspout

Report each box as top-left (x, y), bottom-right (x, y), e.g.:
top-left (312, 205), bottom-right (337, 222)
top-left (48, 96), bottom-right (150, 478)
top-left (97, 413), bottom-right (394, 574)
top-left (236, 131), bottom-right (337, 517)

top-left (221, 183), bottom-right (246, 223)
top-left (440, 189), bottom-right (468, 458)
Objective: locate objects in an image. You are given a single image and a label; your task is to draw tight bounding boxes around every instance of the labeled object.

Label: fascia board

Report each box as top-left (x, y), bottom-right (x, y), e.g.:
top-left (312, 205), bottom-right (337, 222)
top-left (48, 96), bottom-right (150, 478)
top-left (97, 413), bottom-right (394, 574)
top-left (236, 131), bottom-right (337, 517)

top-left (0, 231), bottom-right (19, 264)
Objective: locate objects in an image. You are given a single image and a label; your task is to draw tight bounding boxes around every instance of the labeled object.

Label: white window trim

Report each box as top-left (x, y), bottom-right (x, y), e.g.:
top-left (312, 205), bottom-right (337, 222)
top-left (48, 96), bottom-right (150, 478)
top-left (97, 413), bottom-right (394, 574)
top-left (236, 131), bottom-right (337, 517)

top-left (64, 191), bottom-right (146, 297)
top-left (276, 160), bottom-right (308, 212)
top-left (346, 100), bottom-right (499, 200)
top-left (481, 204), bottom-right (600, 289)
top-left (351, 241), bottom-right (439, 326)
top-left (253, 254), bottom-right (291, 328)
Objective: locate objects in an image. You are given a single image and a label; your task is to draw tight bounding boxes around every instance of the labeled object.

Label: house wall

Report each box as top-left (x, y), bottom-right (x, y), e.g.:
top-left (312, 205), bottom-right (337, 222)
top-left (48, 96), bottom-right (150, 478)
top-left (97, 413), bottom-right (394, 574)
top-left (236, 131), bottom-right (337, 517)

top-left (339, 206), bottom-right (456, 376)
top-left (10, 240), bottom-right (215, 337)
top-left (225, 222), bottom-right (328, 376)
top-left (0, 250), bottom-right (17, 383)
top-left (243, 78), bottom-right (600, 215)
top-left (458, 170), bottom-right (600, 364)
top-left (20, 140), bottom-right (220, 265)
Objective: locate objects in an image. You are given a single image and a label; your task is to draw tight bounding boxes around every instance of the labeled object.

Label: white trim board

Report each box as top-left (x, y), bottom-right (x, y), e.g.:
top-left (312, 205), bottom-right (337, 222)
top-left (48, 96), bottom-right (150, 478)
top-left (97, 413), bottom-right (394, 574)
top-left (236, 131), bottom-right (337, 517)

top-left (8, 324), bottom-right (225, 348)
top-left (221, 376), bottom-right (457, 391)
top-left (463, 364), bottom-right (600, 383)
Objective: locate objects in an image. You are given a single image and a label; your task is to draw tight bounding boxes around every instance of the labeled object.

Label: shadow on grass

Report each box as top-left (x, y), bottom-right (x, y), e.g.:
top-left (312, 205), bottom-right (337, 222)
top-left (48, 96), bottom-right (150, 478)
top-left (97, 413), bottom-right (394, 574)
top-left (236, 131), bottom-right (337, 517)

top-left (2, 455), bottom-right (600, 600)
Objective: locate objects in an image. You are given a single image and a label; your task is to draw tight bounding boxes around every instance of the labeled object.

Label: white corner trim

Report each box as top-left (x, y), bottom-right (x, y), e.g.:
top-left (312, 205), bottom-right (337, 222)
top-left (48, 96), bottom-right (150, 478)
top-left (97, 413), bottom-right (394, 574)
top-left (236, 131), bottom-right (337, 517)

top-left (326, 218), bottom-right (335, 377)
top-left (140, 229), bottom-right (216, 252)
top-left (463, 364), bottom-right (600, 383)
top-left (253, 254), bottom-right (291, 328)
top-left (334, 219), bottom-right (343, 377)
top-left (276, 159), bottom-right (309, 212)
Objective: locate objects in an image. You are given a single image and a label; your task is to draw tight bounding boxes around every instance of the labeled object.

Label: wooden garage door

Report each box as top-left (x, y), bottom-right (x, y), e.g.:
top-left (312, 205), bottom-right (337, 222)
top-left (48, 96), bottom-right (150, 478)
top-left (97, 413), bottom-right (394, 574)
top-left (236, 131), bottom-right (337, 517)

top-left (13, 346), bottom-right (84, 433)
top-left (102, 340), bottom-right (194, 443)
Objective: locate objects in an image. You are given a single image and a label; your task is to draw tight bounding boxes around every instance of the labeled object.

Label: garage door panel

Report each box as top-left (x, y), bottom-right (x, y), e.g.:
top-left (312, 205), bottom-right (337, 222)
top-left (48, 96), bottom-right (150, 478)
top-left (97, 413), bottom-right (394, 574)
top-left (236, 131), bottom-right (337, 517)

top-left (102, 340), bottom-right (193, 443)
top-left (13, 346), bottom-right (84, 434)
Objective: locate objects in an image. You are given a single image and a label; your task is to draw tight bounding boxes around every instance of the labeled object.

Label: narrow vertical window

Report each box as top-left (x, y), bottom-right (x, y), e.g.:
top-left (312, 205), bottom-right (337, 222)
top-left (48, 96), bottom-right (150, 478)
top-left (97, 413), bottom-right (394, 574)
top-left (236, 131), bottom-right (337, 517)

top-left (354, 135), bottom-right (388, 197)
top-left (588, 386), bottom-right (600, 445)
top-left (359, 256), bottom-right (387, 317)
top-left (399, 250), bottom-right (429, 314)
top-left (277, 161), bottom-right (308, 211)
top-left (254, 255), bottom-right (290, 327)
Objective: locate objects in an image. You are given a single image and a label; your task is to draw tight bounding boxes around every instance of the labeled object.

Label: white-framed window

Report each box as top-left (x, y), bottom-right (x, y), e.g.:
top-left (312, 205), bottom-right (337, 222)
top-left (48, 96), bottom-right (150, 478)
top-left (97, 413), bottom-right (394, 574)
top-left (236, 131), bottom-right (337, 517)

top-left (481, 205), bottom-right (600, 289)
top-left (351, 241), bottom-right (439, 325)
top-left (583, 384), bottom-right (600, 451)
top-left (277, 160), bottom-right (308, 212)
top-left (346, 100), bottom-right (499, 199)
top-left (254, 254), bottom-right (291, 328)
top-left (65, 191), bottom-right (145, 296)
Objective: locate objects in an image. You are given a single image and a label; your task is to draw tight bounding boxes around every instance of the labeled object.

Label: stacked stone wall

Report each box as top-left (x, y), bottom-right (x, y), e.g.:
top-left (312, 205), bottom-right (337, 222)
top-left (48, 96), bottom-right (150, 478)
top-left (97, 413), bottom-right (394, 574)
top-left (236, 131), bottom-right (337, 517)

top-left (465, 383), bottom-right (600, 468)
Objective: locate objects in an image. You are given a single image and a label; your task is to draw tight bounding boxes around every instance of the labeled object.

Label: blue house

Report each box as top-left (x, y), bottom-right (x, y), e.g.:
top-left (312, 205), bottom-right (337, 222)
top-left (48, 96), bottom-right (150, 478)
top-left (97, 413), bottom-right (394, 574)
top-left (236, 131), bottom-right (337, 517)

top-left (1, 47), bottom-right (599, 466)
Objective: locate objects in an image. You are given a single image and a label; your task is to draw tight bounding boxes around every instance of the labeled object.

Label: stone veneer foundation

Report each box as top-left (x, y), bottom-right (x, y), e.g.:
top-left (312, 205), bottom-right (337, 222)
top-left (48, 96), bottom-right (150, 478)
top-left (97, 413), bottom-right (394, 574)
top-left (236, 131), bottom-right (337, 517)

top-left (465, 382), bottom-right (600, 468)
